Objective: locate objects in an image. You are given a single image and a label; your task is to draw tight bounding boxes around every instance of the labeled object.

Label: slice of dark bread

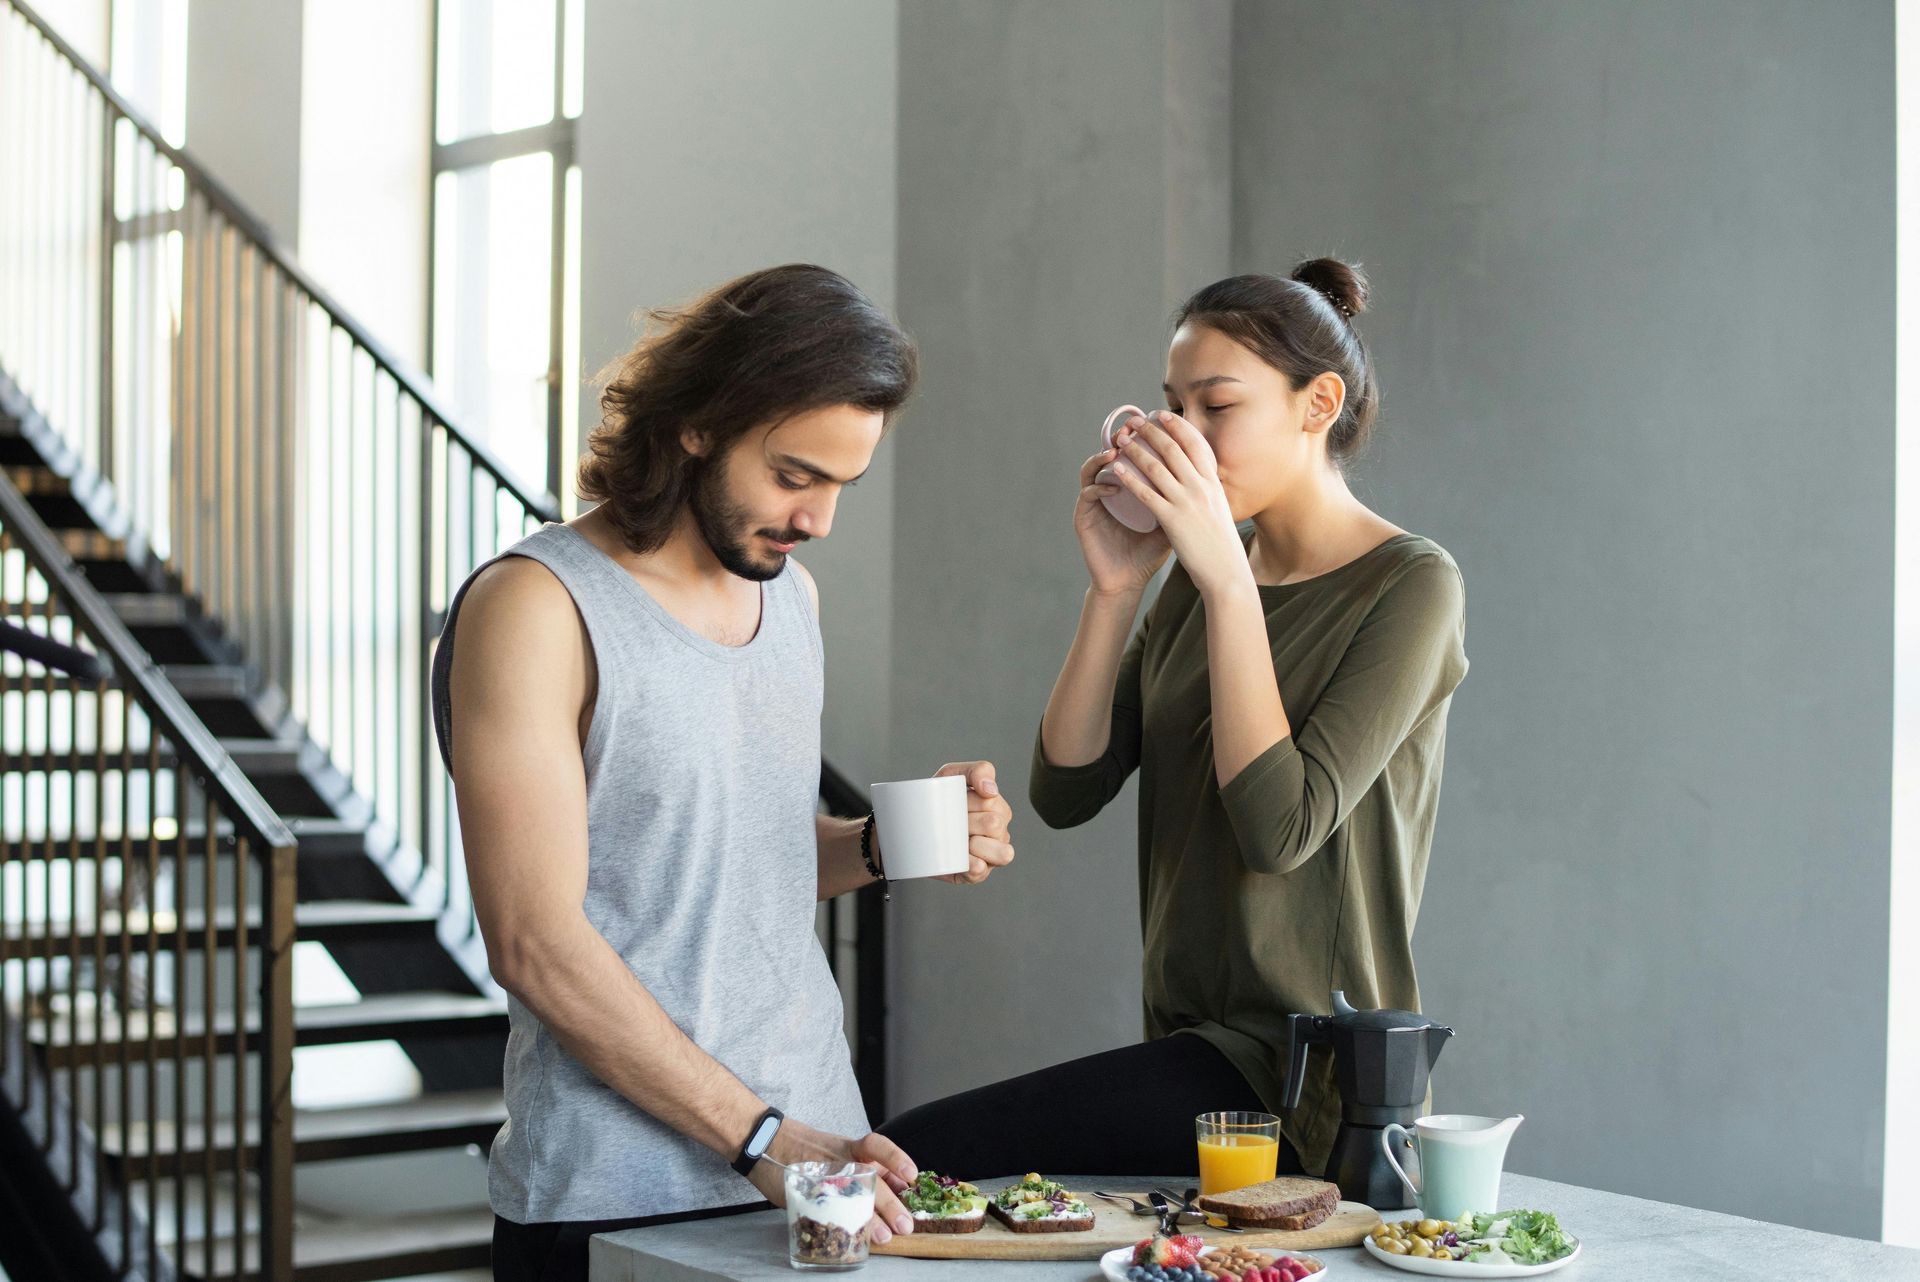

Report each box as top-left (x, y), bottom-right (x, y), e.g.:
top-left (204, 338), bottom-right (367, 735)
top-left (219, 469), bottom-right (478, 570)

top-left (1195, 1177), bottom-right (1339, 1229)
top-left (910, 1211), bottom-right (986, 1234)
top-left (986, 1202), bottom-right (1095, 1233)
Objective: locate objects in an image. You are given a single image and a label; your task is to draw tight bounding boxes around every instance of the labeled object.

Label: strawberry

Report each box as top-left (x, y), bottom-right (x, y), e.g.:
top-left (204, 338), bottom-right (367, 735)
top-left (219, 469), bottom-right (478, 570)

top-left (1148, 1237), bottom-right (1180, 1268)
top-left (1165, 1242), bottom-right (1198, 1269)
top-left (1131, 1238), bottom-right (1156, 1267)
top-left (1172, 1234), bottom-right (1205, 1253)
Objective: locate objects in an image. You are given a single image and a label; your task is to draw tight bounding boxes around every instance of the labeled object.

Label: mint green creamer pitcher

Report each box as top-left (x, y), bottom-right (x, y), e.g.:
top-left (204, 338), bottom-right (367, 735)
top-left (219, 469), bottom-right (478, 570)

top-left (1381, 1114), bottom-right (1524, 1220)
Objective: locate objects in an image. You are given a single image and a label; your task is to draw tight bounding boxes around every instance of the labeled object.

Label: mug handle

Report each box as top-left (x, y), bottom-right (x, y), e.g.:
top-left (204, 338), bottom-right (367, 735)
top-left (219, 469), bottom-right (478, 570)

top-left (1101, 404), bottom-right (1147, 448)
top-left (1381, 1123), bottom-right (1420, 1199)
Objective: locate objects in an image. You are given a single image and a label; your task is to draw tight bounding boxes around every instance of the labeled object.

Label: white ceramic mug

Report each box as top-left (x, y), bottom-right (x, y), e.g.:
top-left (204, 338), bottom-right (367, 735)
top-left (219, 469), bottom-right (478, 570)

top-left (1095, 404), bottom-right (1160, 533)
top-left (869, 775), bottom-right (971, 879)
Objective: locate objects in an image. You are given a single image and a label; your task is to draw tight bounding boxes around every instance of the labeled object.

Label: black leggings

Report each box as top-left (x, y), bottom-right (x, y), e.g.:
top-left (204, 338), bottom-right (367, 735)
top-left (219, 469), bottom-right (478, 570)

top-left (492, 1200), bottom-right (767, 1282)
top-left (877, 1034), bottom-right (1303, 1179)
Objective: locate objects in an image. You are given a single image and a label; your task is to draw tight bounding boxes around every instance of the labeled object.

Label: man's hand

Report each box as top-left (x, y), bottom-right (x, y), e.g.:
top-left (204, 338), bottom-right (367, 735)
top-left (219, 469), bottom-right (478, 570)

top-left (930, 761), bottom-right (1016, 885)
top-left (749, 1119), bottom-right (921, 1244)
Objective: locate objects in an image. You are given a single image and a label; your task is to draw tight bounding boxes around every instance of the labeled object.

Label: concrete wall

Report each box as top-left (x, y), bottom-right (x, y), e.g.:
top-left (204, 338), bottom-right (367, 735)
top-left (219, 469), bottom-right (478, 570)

top-left (1892, 8), bottom-right (1919, 1246)
top-left (1229, 0), bottom-right (1892, 1238)
top-left (577, 0), bottom-right (901, 787)
top-left (185, 0), bottom-right (302, 244)
top-left (888, 0), bottom-right (1231, 1109)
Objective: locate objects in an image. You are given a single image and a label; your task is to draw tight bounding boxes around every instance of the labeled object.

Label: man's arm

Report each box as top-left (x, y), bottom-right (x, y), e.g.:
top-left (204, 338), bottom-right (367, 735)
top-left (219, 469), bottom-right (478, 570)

top-left (445, 558), bottom-right (917, 1236)
top-left (789, 560), bottom-right (1015, 899)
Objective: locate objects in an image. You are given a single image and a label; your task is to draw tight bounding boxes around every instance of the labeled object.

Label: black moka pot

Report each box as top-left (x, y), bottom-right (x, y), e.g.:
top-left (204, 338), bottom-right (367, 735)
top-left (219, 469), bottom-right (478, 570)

top-left (1281, 991), bottom-right (1452, 1210)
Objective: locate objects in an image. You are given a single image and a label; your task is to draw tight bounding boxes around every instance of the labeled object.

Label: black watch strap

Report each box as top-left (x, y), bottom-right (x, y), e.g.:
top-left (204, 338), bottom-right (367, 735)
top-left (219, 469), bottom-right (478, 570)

top-left (731, 1105), bottom-right (785, 1177)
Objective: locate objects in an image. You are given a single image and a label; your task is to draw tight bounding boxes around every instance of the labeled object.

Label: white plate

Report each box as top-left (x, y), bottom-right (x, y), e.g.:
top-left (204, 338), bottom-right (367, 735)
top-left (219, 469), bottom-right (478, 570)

top-left (1361, 1234), bottom-right (1581, 1277)
top-left (1098, 1244), bottom-right (1332, 1281)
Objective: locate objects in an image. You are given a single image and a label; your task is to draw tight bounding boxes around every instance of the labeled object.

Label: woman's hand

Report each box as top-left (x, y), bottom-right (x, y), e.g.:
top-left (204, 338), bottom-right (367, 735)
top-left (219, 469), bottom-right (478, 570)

top-left (1105, 411), bottom-right (1252, 599)
top-left (1076, 443), bottom-right (1172, 597)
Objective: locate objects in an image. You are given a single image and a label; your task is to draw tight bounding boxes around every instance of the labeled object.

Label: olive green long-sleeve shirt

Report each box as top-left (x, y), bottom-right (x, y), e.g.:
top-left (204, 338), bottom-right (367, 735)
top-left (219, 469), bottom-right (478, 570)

top-left (1030, 533), bottom-right (1467, 1176)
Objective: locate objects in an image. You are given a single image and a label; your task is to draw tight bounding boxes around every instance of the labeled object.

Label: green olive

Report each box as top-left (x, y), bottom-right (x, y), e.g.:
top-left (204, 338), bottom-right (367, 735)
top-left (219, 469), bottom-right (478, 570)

top-left (1383, 1238), bottom-right (1410, 1255)
top-left (1417, 1219), bottom-right (1442, 1237)
top-left (1410, 1239), bottom-right (1434, 1258)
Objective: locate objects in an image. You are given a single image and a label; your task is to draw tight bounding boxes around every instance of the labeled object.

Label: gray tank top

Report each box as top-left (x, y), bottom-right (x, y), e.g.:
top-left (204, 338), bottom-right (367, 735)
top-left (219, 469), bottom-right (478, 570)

top-left (430, 522), bottom-right (869, 1223)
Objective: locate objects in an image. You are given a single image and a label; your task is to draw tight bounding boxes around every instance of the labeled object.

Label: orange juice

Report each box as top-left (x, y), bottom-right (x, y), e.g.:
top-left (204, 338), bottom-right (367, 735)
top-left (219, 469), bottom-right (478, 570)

top-left (1196, 1132), bottom-right (1280, 1195)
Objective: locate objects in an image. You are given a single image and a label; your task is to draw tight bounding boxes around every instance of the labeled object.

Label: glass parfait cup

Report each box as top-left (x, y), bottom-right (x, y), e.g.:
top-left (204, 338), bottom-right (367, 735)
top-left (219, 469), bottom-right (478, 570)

top-left (784, 1161), bottom-right (878, 1271)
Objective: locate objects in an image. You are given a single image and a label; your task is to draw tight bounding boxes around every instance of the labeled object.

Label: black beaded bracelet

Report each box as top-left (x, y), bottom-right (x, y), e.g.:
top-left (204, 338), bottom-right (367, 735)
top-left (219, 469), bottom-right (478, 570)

top-left (860, 814), bottom-right (889, 901)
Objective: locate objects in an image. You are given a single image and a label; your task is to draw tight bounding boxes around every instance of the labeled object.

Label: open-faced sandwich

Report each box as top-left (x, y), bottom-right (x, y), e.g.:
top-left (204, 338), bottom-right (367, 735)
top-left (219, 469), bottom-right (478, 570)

top-left (1194, 1176), bottom-right (1339, 1230)
top-left (986, 1172), bottom-right (1096, 1233)
top-left (899, 1172), bottom-right (988, 1233)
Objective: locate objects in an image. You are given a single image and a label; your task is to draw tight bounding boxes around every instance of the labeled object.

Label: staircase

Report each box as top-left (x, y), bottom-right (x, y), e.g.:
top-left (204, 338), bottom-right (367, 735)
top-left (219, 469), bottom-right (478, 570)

top-left (0, 464), bottom-right (517, 1281)
top-left (0, 3), bottom-right (885, 1280)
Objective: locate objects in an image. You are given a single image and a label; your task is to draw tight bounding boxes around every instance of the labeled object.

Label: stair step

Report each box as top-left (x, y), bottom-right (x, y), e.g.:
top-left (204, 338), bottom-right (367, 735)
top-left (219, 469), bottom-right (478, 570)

top-left (101, 591), bottom-right (189, 627)
top-left (99, 1088), bottom-right (504, 1165)
top-left (181, 1206), bottom-right (493, 1282)
top-left (0, 741), bottom-right (302, 776)
top-left (3, 462), bottom-right (69, 495)
top-left (158, 664), bottom-right (251, 700)
top-left (57, 528), bottom-right (125, 560)
top-left (2, 900), bottom-right (438, 959)
top-left (283, 817), bottom-right (371, 857)
top-left (216, 736), bottom-right (307, 774)
top-left (1, 817), bottom-right (367, 861)
top-left (30, 991), bottom-right (508, 1066)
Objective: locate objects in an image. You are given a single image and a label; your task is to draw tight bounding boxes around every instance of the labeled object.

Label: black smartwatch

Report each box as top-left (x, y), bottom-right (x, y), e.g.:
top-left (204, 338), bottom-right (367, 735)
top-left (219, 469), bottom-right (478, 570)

top-left (731, 1105), bottom-right (785, 1177)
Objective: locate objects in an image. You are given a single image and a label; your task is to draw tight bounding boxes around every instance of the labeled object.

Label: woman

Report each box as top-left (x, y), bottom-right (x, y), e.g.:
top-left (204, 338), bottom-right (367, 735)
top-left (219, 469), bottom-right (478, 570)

top-left (881, 259), bottom-right (1467, 1180)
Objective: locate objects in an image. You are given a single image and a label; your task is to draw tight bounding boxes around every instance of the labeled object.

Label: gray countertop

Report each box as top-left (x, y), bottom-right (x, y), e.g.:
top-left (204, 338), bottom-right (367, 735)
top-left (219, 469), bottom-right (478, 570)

top-left (590, 1172), bottom-right (1920, 1281)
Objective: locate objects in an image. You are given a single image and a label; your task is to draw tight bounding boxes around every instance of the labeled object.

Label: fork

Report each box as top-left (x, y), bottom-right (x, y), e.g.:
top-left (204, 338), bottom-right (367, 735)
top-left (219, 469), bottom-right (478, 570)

top-left (1090, 1191), bottom-right (1159, 1216)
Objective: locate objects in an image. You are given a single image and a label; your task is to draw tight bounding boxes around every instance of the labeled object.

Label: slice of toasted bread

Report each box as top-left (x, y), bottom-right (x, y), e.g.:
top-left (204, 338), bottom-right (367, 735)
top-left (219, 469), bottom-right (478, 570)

top-left (985, 1202), bottom-right (1095, 1233)
top-left (1195, 1176), bottom-right (1339, 1229)
top-left (910, 1209), bottom-right (986, 1234)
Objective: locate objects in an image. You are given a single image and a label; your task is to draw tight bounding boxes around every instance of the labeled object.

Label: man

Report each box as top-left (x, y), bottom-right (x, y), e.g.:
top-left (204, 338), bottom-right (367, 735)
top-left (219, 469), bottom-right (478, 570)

top-left (431, 264), bottom-right (1017, 1282)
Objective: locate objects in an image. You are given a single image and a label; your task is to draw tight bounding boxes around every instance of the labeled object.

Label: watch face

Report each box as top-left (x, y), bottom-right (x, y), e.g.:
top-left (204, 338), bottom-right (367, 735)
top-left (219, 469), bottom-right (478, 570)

top-left (749, 1114), bottom-right (781, 1156)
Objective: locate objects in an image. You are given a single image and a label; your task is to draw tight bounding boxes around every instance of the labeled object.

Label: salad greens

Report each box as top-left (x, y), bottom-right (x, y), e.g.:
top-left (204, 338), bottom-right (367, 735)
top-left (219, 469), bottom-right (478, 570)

top-left (1453, 1209), bottom-right (1577, 1266)
top-left (900, 1172), bottom-right (985, 1216)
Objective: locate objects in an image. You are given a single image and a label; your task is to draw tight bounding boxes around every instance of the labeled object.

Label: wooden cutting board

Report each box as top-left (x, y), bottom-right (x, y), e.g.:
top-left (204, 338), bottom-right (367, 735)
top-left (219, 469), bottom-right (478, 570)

top-left (868, 1191), bottom-right (1380, 1261)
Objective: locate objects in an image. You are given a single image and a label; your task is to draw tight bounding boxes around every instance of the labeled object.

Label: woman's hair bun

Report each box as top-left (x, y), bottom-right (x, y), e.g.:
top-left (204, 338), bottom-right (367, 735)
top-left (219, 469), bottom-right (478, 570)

top-left (1290, 257), bottom-right (1369, 321)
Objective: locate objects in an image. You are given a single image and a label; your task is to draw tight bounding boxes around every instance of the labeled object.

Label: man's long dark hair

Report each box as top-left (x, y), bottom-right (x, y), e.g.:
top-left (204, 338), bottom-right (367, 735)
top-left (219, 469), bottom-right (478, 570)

top-left (578, 264), bottom-right (918, 552)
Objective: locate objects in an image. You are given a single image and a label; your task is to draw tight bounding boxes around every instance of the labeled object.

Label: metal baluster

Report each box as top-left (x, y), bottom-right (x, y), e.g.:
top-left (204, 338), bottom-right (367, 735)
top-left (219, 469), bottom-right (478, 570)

top-left (35, 583), bottom-right (52, 1136)
top-left (90, 664), bottom-right (107, 1233)
top-left (230, 822), bottom-right (248, 1282)
top-left (200, 790), bottom-right (215, 1282)
top-left (259, 829), bottom-right (294, 1282)
top-left (65, 605), bottom-right (82, 1194)
top-left (141, 720), bottom-right (160, 1281)
top-left (99, 99), bottom-right (116, 483)
top-left (0, 529), bottom-right (11, 1083)
top-left (171, 756), bottom-right (187, 1278)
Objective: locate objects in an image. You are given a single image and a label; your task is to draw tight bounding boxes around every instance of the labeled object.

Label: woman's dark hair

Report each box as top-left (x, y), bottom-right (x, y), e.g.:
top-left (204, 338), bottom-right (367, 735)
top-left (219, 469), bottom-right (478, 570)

top-left (1172, 258), bottom-right (1380, 462)
top-left (579, 263), bottom-right (918, 552)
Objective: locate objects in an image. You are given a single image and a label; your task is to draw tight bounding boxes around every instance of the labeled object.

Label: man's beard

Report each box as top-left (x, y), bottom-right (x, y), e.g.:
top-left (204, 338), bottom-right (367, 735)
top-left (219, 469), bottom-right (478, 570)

top-left (687, 458), bottom-right (806, 582)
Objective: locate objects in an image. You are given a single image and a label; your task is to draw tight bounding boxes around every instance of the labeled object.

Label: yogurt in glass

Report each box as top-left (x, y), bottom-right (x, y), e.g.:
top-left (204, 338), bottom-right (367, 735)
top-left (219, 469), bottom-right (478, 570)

top-left (784, 1162), bottom-right (878, 1271)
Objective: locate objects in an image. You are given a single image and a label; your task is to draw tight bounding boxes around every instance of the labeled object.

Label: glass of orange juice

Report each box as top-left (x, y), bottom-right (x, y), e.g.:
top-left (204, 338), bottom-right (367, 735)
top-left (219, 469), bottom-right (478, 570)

top-left (1195, 1111), bottom-right (1281, 1196)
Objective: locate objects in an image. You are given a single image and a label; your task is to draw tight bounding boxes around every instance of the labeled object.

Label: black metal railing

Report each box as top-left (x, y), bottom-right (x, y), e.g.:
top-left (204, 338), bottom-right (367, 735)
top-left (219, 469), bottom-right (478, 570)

top-left (1, 467), bottom-right (298, 1280)
top-left (0, 0), bottom-right (555, 950)
top-left (0, 9), bottom-right (891, 1274)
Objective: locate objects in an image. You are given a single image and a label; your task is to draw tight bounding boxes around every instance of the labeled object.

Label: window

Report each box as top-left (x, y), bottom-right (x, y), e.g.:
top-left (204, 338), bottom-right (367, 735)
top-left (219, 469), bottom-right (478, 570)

top-left (428, 0), bottom-right (583, 508)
